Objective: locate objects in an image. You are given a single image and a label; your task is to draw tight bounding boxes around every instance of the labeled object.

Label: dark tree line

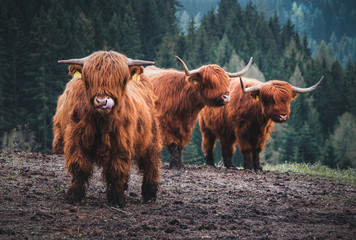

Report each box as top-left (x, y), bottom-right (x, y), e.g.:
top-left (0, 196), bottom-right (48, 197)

top-left (1, 0), bottom-right (355, 169)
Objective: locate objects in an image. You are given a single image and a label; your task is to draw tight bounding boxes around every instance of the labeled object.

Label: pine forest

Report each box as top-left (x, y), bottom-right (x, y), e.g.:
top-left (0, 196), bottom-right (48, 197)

top-left (1, 0), bottom-right (355, 169)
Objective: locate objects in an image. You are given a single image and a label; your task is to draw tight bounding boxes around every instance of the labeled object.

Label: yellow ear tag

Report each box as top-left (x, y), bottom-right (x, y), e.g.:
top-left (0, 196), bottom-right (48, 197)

top-left (73, 71), bottom-right (81, 79)
top-left (193, 80), bottom-right (198, 85)
top-left (132, 73), bottom-right (140, 82)
top-left (256, 95), bottom-right (259, 101)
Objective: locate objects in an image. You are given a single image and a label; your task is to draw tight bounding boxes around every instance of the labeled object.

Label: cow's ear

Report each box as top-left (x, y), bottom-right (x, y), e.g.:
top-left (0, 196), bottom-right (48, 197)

top-left (187, 73), bottom-right (201, 86)
top-left (291, 91), bottom-right (298, 100)
top-left (68, 65), bottom-right (83, 77)
top-left (129, 66), bottom-right (144, 81)
top-left (250, 91), bottom-right (260, 102)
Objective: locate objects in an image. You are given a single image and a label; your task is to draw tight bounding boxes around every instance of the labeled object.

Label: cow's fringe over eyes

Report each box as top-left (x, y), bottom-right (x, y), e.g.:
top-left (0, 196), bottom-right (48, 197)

top-left (53, 50), bottom-right (161, 207)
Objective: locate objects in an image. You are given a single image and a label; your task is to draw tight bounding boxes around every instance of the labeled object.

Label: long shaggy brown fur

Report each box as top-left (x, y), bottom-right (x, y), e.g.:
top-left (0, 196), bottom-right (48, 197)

top-left (53, 51), bottom-right (161, 207)
top-left (199, 77), bottom-right (298, 170)
top-left (144, 65), bottom-right (230, 168)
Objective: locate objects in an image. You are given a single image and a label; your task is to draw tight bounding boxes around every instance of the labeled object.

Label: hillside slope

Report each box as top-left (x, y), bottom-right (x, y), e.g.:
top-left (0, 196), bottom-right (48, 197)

top-left (0, 151), bottom-right (355, 239)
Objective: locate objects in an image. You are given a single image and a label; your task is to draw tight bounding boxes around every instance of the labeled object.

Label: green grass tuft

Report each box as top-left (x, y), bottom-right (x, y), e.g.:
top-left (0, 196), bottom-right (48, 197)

top-left (264, 162), bottom-right (356, 186)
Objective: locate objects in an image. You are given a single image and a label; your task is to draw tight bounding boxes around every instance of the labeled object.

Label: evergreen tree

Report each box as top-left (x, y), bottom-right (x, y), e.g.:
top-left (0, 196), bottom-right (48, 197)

top-left (296, 123), bottom-right (320, 163)
top-left (175, 34), bottom-right (187, 65)
top-left (4, 15), bottom-right (28, 132)
top-left (280, 127), bottom-right (298, 163)
top-left (0, 34), bottom-right (8, 133)
top-left (106, 12), bottom-right (122, 50)
top-left (328, 112), bottom-right (356, 169)
top-left (315, 41), bottom-right (335, 70)
top-left (345, 61), bottom-right (356, 116)
top-left (118, 5), bottom-right (142, 58)
top-left (25, 2), bottom-right (70, 152)
top-left (280, 20), bottom-right (295, 49)
top-left (322, 140), bottom-right (336, 168)
top-left (155, 34), bottom-right (176, 68)
top-left (184, 18), bottom-right (199, 67)
top-left (213, 34), bottom-right (234, 66)
top-left (132, 0), bottom-right (176, 59)
top-left (71, 12), bottom-right (95, 56)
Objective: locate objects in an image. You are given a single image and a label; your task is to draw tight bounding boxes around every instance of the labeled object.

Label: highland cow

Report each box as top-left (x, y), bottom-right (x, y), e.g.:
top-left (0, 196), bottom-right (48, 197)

top-left (199, 76), bottom-right (324, 170)
top-left (144, 57), bottom-right (252, 168)
top-left (52, 51), bottom-right (162, 207)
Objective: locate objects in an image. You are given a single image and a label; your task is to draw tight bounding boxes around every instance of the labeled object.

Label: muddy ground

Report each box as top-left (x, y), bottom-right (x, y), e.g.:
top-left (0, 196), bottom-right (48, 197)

top-left (0, 151), bottom-right (355, 239)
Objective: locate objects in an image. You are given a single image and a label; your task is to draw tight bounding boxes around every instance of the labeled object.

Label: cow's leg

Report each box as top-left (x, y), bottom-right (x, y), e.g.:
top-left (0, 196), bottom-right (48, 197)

top-left (253, 149), bottom-right (263, 171)
top-left (65, 160), bottom-right (92, 203)
top-left (221, 140), bottom-right (236, 169)
top-left (202, 136), bottom-right (216, 166)
top-left (241, 150), bottom-right (254, 170)
top-left (137, 146), bottom-right (161, 203)
top-left (104, 158), bottom-right (131, 208)
top-left (200, 123), bottom-right (216, 166)
top-left (167, 143), bottom-right (183, 169)
top-left (52, 122), bottom-right (64, 154)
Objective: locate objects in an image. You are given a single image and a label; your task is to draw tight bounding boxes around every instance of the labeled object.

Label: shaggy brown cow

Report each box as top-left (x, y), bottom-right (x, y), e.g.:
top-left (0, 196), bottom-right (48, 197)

top-left (199, 76), bottom-right (324, 170)
top-left (144, 57), bottom-right (252, 168)
top-left (52, 51), bottom-right (161, 207)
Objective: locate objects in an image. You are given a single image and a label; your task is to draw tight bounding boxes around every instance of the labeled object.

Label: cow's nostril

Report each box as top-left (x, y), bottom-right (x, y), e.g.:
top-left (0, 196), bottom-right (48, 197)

top-left (94, 96), bottom-right (110, 108)
top-left (279, 115), bottom-right (288, 121)
top-left (222, 93), bottom-right (230, 99)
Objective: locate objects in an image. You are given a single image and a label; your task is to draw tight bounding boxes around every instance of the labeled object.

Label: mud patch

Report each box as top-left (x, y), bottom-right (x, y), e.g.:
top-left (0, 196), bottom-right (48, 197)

top-left (0, 151), bottom-right (355, 239)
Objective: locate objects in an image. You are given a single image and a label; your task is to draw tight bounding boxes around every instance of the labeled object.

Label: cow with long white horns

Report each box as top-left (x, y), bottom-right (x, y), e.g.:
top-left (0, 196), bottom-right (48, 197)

top-left (53, 51), bottom-right (162, 207)
top-left (199, 76), bottom-right (324, 170)
top-left (144, 56), bottom-right (253, 169)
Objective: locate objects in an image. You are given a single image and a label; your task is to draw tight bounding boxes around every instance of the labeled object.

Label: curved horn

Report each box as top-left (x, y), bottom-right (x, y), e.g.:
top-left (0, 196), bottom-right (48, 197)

top-left (291, 76), bottom-right (324, 93)
top-left (127, 58), bottom-right (155, 66)
top-left (175, 56), bottom-right (200, 76)
top-left (240, 77), bottom-right (261, 93)
top-left (58, 56), bottom-right (89, 65)
top-left (225, 57), bottom-right (253, 77)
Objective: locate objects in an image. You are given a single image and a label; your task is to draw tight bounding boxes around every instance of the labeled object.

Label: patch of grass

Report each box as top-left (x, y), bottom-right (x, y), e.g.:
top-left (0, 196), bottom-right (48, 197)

top-left (264, 162), bottom-right (356, 186)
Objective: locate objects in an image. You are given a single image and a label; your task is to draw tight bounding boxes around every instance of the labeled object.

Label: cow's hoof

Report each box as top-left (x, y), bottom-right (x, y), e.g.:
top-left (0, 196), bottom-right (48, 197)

top-left (254, 167), bottom-right (263, 172)
top-left (107, 190), bottom-right (126, 208)
top-left (225, 163), bottom-right (236, 169)
top-left (142, 182), bottom-right (158, 203)
top-left (65, 187), bottom-right (85, 203)
top-left (169, 162), bottom-right (184, 170)
top-left (205, 160), bottom-right (216, 167)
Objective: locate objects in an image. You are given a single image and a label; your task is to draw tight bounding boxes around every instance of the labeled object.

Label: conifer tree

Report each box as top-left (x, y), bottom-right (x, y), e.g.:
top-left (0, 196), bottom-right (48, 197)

top-left (0, 34), bottom-right (8, 133)
top-left (328, 112), bottom-right (356, 168)
top-left (345, 61), bottom-right (356, 116)
top-left (133, 0), bottom-right (163, 59)
top-left (213, 34), bottom-right (234, 66)
top-left (184, 18), bottom-right (199, 67)
top-left (71, 12), bottom-right (95, 56)
top-left (296, 122), bottom-right (320, 163)
top-left (155, 35), bottom-right (176, 68)
top-left (118, 5), bottom-right (143, 58)
top-left (280, 127), bottom-right (298, 163)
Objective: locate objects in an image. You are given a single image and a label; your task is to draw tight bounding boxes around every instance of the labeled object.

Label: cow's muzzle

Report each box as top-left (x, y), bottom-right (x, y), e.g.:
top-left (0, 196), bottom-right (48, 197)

top-left (273, 114), bottom-right (288, 123)
top-left (94, 96), bottom-right (115, 110)
top-left (215, 93), bottom-right (230, 106)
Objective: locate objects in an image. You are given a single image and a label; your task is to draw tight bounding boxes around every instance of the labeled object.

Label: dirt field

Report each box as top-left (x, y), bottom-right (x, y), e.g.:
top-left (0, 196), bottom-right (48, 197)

top-left (0, 151), bottom-right (355, 239)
